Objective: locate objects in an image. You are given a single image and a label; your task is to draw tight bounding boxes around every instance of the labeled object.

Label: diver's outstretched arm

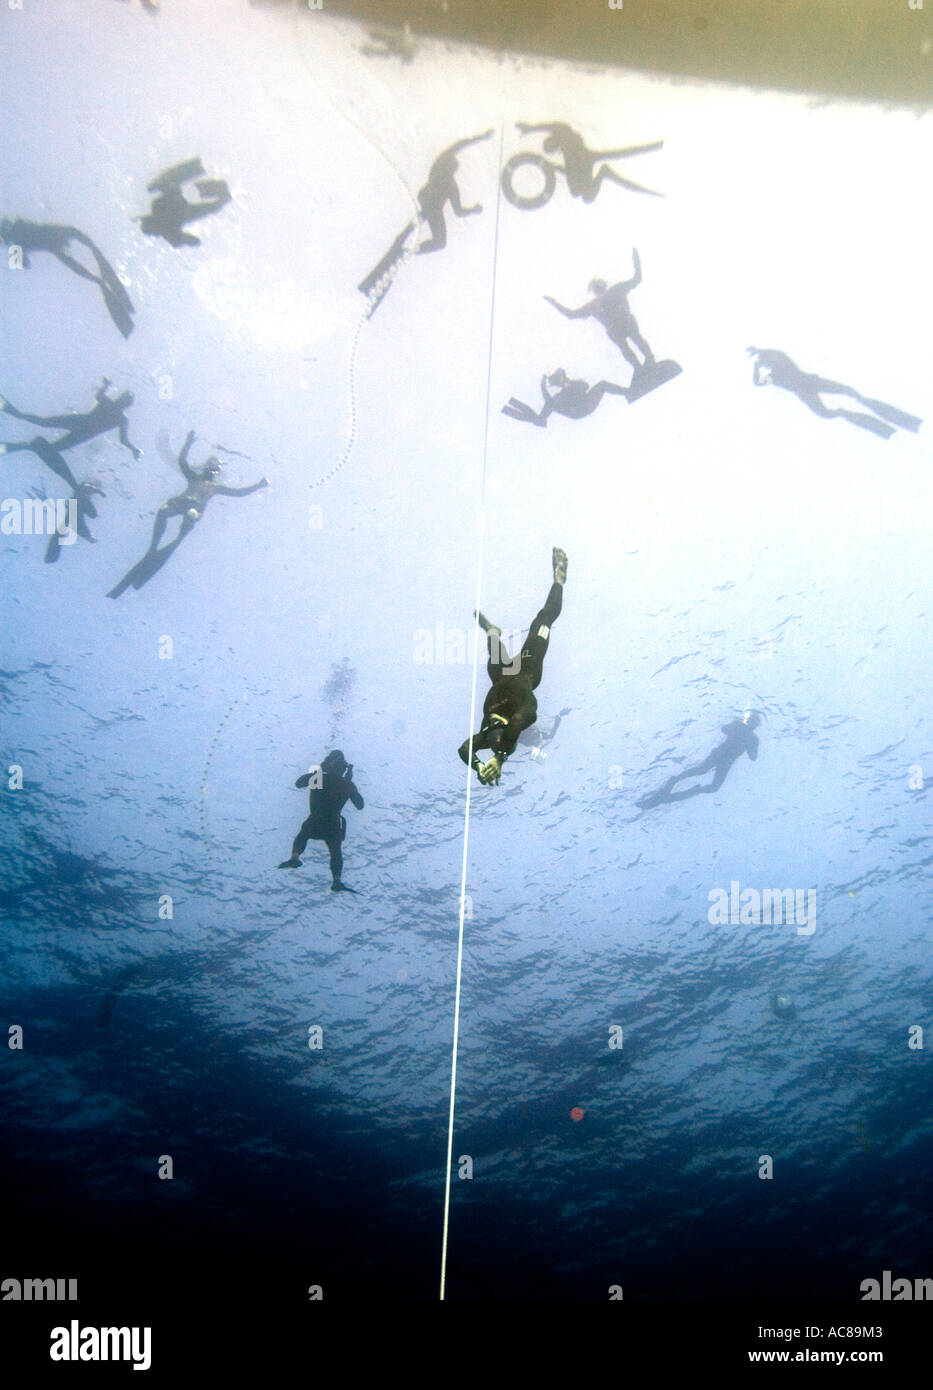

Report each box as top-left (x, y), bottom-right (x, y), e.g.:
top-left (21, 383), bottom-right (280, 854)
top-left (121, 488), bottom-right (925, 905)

top-left (214, 477), bottom-right (268, 497)
top-left (348, 783), bottom-right (364, 811)
top-left (543, 294), bottom-right (590, 320)
top-left (177, 431), bottom-right (197, 480)
top-left (450, 129), bottom-right (494, 153)
top-left (620, 250), bottom-right (642, 292)
top-left (459, 732), bottom-right (491, 766)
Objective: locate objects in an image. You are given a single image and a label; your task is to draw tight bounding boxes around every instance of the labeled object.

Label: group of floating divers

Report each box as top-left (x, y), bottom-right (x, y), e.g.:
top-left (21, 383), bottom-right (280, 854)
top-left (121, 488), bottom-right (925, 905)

top-left (0, 160), bottom-right (267, 586)
top-left (4, 117), bottom-right (924, 893)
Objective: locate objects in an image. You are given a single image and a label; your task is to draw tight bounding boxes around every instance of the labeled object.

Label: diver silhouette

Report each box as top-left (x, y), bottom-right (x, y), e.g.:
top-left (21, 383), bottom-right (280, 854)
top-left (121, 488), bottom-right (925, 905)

top-left (278, 750), bottom-right (365, 892)
top-left (747, 348), bottom-right (922, 439)
top-left (0, 430), bottom-right (104, 562)
top-left (458, 548), bottom-right (567, 786)
top-left (0, 379), bottom-right (140, 459)
top-left (358, 129), bottom-right (493, 310)
top-left (416, 130), bottom-right (493, 252)
top-left (519, 707), bottom-right (572, 759)
top-left (637, 712), bottom-right (761, 808)
top-left (505, 121), bottom-right (664, 205)
top-left (107, 430), bottom-right (267, 597)
top-left (137, 158), bottom-right (232, 248)
top-left (0, 217), bottom-right (135, 337)
top-left (502, 370), bottom-right (627, 427)
top-left (544, 249), bottom-right (682, 399)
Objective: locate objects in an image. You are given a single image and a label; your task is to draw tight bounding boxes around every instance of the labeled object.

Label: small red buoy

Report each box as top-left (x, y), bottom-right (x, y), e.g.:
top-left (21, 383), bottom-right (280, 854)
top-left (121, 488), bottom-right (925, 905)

top-left (570, 1107), bottom-right (584, 1123)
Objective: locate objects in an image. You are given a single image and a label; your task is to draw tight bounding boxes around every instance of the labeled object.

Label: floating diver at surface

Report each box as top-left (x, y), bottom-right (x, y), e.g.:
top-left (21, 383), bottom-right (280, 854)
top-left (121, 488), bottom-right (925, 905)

top-left (502, 369), bottom-right (627, 427)
top-left (415, 130), bottom-right (493, 253)
top-left (278, 750), bottom-right (365, 892)
top-left (747, 347), bottom-right (922, 439)
top-left (637, 711), bottom-right (762, 809)
top-left (358, 129), bottom-right (493, 310)
top-left (137, 157), bottom-right (231, 248)
top-left (545, 250), bottom-right (682, 400)
top-left (0, 217), bottom-right (135, 337)
top-left (0, 379), bottom-right (141, 458)
top-left (458, 548), bottom-right (567, 786)
top-left (0, 436), bottom-right (103, 562)
top-left (509, 121), bottom-right (664, 204)
top-left (107, 430), bottom-right (267, 597)
top-left (519, 707), bottom-right (572, 760)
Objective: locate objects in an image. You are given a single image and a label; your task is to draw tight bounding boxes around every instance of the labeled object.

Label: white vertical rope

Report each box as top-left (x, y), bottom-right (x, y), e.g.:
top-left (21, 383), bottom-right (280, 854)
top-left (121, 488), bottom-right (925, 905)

top-left (440, 123), bottom-right (505, 1302)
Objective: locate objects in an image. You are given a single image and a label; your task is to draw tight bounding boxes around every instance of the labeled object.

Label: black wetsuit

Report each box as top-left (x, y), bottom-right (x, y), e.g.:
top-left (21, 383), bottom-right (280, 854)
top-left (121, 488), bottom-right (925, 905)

top-left (458, 581), bottom-right (563, 767)
top-left (749, 348), bottom-right (922, 438)
top-left (640, 719), bottom-right (759, 806)
top-left (0, 218), bottom-right (135, 337)
top-left (284, 767), bottom-right (364, 886)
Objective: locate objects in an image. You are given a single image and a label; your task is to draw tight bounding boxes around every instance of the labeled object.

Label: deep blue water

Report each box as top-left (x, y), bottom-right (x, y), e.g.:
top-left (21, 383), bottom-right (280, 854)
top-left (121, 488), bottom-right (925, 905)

top-left (1, 0), bottom-right (931, 1315)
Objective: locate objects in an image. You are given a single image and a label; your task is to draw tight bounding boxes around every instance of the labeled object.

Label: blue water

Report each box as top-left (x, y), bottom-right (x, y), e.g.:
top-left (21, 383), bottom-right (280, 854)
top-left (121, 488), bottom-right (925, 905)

top-left (1, 0), bottom-right (931, 1304)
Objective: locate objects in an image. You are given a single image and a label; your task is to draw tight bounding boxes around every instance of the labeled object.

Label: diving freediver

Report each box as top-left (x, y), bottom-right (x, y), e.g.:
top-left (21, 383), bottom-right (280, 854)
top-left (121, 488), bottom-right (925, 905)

top-left (458, 548), bottom-right (567, 786)
top-left (137, 158), bottom-right (232, 248)
top-left (747, 348), bottom-right (922, 438)
top-left (514, 121), bottom-right (664, 201)
top-left (278, 750), bottom-right (364, 892)
top-left (416, 130), bottom-right (493, 253)
top-left (502, 369), bottom-right (627, 427)
top-left (637, 711), bottom-right (762, 808)
top-left (107, 430), bottom-right (267, 597)
top-left (0, 217), bottom-right (135, 337)
top-left (0, 379), bottom-right (140, 458)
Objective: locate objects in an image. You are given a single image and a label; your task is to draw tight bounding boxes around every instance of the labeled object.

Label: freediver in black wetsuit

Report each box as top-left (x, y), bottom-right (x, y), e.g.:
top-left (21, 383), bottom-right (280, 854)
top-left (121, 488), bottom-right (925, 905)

top-left (278, 750), bottom-right (365, 892)
top-left (747, 348), bottom-right (922, 439)
top-left (0, 217), bottom-right (135, 337)
top-left (514, 122), bottom-right (664, 201)
top-left (0, 423), bottom-right (104, 562)
top-left (416, 130), bottom-right (493, 253)
top-left (137, 158), bottom-right (232, 248)
top-left (458, 548), bottom-right (567, 786)
top-left (0, 379), bottom-right (141, 459)
top-left (502, 369), bottom-right (627, 426)
top-left (637, 712), bottom-right (762, 808)
top-left (107, 430), bottom-right (268, 597)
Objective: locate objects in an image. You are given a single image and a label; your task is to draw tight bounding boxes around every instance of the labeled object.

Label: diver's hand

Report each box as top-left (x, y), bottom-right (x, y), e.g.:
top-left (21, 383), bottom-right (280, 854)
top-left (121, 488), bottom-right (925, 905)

top-left (477, 757), bottom-right (502, 786)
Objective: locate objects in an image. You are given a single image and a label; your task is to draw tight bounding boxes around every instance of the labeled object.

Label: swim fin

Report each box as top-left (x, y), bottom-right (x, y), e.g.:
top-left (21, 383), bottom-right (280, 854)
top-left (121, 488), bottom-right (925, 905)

top-left (636, 781), bottom-right (673, 810)
top-left (101, 281), bottom-right (135, 338)
top-left (107, 538), bottom-right (180, 598)
top-left (358, 222), bottom-right (414, 309)
top-left (147, 157), bottom-right (205, 193)
top-left (331, 882), bottom-right (360, 894)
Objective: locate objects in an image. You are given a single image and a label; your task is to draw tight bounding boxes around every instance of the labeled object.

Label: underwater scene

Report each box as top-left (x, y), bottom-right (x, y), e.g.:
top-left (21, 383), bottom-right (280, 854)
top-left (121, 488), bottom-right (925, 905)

top-left (1, 0), bottom-right (931, 1345)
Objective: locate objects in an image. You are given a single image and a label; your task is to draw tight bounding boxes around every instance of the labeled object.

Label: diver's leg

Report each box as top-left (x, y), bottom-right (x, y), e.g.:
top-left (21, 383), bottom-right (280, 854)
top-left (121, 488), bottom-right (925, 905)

top-left (607, 330), bottom-right (645, 372)
top-left (416, 202), bottom-right (448, 253)
top-left (592, 165), bottom-right (663, 198)
top-left (699, 762), bottom-right (731, 794)
top-left (502, 399), bottom-right (548, 425)
top-left (29, 437), bottom-right (81, 490)
top-left (521, 580), bottom-right (564, 690)
top-left (278, 818), bottom-right (312, 868)
top-left (326, 834), bottom-right (344, 886)
top-left (54, 252), bottom-right (103, 284)
top-left (0, 404), bottom-right (82, 428)
top-left (668, 754), bottom-right (717, 789)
